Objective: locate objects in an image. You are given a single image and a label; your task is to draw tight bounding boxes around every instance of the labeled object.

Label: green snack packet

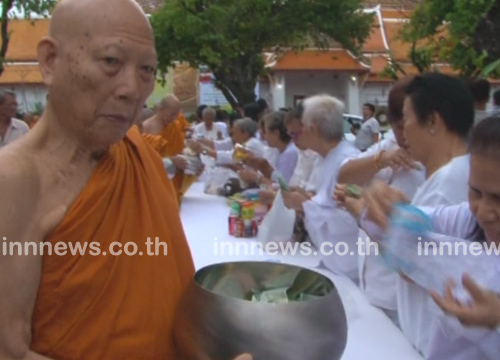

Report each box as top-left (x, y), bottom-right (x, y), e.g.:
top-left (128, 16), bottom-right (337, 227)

top-left (251, 287), bottom-right (289, 304)
top-left (276, 173), bottom-right (290, 192)
top-left (345, 184), bottom-right (362, 199)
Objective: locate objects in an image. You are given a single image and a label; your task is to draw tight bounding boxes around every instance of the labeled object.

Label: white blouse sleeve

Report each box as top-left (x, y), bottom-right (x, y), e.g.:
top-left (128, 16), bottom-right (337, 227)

top-left (419, 202), bottom-right (477, 239)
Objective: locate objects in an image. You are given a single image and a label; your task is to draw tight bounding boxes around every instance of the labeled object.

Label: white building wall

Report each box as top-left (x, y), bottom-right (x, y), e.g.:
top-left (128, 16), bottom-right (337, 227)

top-left (0, 84), bottom-right (47, 114)
top-left (360, 82), bottom-right (391, 107)
top-left (281, 71), bottom-right (350, 110)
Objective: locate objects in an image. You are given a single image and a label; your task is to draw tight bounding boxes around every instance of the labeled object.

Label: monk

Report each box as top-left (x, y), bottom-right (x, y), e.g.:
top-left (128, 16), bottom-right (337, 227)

top-left (0, 0), bottom-right (194, 359)
top-left (142, 95), bottom-right (194, 202)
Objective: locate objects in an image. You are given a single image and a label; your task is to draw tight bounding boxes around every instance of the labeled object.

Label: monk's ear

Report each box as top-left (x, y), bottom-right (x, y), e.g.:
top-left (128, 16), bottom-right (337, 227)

top-left (37, 36), bottom-right (59, 86)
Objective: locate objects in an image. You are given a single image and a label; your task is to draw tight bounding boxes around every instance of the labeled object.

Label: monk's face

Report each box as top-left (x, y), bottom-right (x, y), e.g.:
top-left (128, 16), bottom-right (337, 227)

top-left (40, 0), bottom-right (157, 148)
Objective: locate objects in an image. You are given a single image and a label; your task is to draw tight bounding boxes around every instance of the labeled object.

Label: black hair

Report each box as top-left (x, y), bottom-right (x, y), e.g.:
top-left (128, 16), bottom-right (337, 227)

top-left (363, 103), bottom-right (375, 114)
top-left (243, 103), bottom-right (261, 122)
top-left (466, 78), bottom-right (491, 104)
top-left (263, 111), bottom-right (291, 143)
top-left (405, 72), bottom-right (474, 139)
top-left (256, 98), bottom-right (268, 112)
top-left (228, 112), bottom-right (241, 128)
top-left (470, 114), bottom-right (500, 157)
top-left (196, 104), bottom-right (207, 119)
top-left (216, 109), bottom-right (229, 122)
top-left (493, 89), bottom-right (500, 106)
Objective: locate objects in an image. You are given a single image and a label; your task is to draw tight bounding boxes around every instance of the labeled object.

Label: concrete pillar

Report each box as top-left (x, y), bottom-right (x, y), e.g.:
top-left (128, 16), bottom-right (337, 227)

top-left (346, 73), bottom-right (361, 115)
top-left (271, 72), bottom-right (286, 110)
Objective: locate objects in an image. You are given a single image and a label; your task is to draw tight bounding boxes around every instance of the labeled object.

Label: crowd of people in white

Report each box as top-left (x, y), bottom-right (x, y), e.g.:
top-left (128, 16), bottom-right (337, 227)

top-left (184, 73), bottom-right (500, 359)
top-left (2, 67), bottom-right (500, 359)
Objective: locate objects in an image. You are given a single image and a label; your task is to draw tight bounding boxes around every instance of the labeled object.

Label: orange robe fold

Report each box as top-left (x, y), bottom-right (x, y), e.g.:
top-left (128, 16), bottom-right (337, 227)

top-left (31, 126), bottom-right (195, 359)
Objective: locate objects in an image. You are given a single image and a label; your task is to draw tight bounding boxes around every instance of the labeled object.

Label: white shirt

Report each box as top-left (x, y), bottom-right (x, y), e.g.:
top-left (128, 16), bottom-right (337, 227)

top-left (398, 154), bottom-right (470, 357)
top-left (194, 122), bottom-right (227, 141)
top-left (302, 141), bottom-right (361, 280)
top-left (214, 138), bottom-right (234, 151)
top-left (0, 118), bottom-right (29, 148)
top-left (415, 203), bottom-right (500, 360)
top-left (215, 137), bottom-right (265, 165)
top-left (263, 146), bottom-right (279, 169)
top-left (275, 142), bottom-right (299, 183)
top-left (355, 137), bottom-right (425, 310)
top-left (354, 117), bottom-right (380, 151)
top-left (289, 149), bottom-right (321, 192)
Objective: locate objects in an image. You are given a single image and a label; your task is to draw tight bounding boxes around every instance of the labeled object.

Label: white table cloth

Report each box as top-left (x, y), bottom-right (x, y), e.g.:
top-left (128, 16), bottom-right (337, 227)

top-left (180, 181), bottom-right (424, 360)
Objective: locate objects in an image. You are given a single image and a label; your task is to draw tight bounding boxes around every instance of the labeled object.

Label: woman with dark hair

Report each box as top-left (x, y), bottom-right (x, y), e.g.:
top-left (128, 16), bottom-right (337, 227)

top-left (337, 72), bottom-right (475, 356)
top-left (362, 115), bottom-right (500, 359)
top-left (336, 76), bottom-right (426, 325)
top-left (261, 111), bottom-right (299, 182)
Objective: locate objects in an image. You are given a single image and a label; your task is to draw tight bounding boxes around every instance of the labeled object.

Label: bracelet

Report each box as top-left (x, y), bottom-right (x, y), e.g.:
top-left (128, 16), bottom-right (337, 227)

top-left (374, 150), bottom-right (386, 170)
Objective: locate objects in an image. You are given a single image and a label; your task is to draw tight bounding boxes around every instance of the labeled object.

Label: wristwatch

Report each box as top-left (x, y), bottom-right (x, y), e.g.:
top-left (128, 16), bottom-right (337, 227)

top-left (202, 149), bottom-right (208, 156)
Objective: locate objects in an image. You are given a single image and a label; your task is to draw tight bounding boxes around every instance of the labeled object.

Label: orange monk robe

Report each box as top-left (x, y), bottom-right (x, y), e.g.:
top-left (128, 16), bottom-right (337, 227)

top-left (31, 126), bottom-right (195, 359)
top-left (154, 113), bottom-right (193, 203)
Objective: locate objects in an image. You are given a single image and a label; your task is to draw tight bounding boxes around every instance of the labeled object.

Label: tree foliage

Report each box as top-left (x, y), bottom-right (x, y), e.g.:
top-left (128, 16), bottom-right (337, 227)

top-left (400, 0), bottom-right (500, 78)
top-left (151, 0), bottom-right (373, 108)
top-left (0, 0), bottom-right (57, 76)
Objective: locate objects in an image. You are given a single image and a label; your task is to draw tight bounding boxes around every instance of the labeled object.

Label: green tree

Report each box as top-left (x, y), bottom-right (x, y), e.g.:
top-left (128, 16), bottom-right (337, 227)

top-left (151, 0), bottom-right (373, 109)
top-left (400, 0), bottom-right (500, 78)
top-left (0, 0), bottom-right (57, 76)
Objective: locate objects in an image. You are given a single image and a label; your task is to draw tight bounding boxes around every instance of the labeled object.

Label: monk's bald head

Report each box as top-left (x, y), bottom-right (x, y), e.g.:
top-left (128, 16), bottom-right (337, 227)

top-left (158, 95), bottom-right (180, 110)
top-left (157, 95), bottom-right (181, 125)
top-left (49, 0), bottom-right (152, 44)
top-left (37, 0), bottom-right (158, 149)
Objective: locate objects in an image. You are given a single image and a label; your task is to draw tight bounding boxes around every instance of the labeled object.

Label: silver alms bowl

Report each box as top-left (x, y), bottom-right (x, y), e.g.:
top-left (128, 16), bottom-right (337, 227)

top-left (173, 261), bottom-right (348, 360)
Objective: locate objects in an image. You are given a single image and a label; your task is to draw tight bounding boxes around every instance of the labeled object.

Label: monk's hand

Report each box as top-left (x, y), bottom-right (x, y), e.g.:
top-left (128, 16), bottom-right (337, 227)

top-left (242, 156), bottom-right (273, 179)
top-left (171, 155), bottom-right (188, 170)
top-left (430, 274), bottom-right (500, 330)
top-left (258, 189), bottom-right (276, 205)
top-left (381, 148), bottom-right (419, 171)
top-left (217, 131), bottom-right (224, 140)
top-left (363, 181), bottom-right (409, 230)
top-left (238, 168), bottom-right (259, 184)
top-left (282, 190), bottom-right (308, 211)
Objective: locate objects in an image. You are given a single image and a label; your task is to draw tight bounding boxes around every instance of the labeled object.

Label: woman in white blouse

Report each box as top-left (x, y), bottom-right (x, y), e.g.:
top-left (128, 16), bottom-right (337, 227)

top-left (363, 115), bottom-right (500, 359)
top-left (338, 73), bottom-right (475, 355)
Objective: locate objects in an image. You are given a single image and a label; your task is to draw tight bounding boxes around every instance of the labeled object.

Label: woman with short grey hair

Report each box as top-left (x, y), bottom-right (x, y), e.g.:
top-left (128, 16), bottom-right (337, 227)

top-left (189, 117), bottom-right (265, 164)
top-left (282, 94), bottom-right (361, 281)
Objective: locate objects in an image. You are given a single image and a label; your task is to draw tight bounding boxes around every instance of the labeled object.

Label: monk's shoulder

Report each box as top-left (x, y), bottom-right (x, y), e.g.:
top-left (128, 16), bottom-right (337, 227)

top-left (141, 117), bottom-right (162, 135)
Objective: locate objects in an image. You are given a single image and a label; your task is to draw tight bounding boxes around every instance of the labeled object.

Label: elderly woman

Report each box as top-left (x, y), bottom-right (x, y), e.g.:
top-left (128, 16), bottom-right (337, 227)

top-left (239, 111), bottom-right (299, 184)
top-left (339, 73), bottom-right (474, 357)
top-left (189, 117), bottom-right (265, 164)
top-left (194, 107), bottom-right (227, 141)
top-left (336, 76), bottom-right (426, 324)
top-left (362, 115), bottom-right (500, 360)
top-left (281, 94), bottom-right (360, 280)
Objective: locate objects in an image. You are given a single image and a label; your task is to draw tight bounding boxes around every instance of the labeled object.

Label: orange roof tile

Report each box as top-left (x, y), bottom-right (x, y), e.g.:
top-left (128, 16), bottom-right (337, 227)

top-left (365, 56), bottom-right (392, 82)
top-left (272, 50), bottom-right (370, 72)
top-left (5, 19), bottom-right (50, 62)
top-left (363, 22), bottom-right (387, 53)
top-left (381, 10), bottom-right (413, 19)
top-left (0, 64), bottom-right (44, 85)
top-left (398, 63), bottom-right (457, 76)
top-left (370, 55), bottom-right (390, 74)
top-left (383, 21), bottom-right (410, 62)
